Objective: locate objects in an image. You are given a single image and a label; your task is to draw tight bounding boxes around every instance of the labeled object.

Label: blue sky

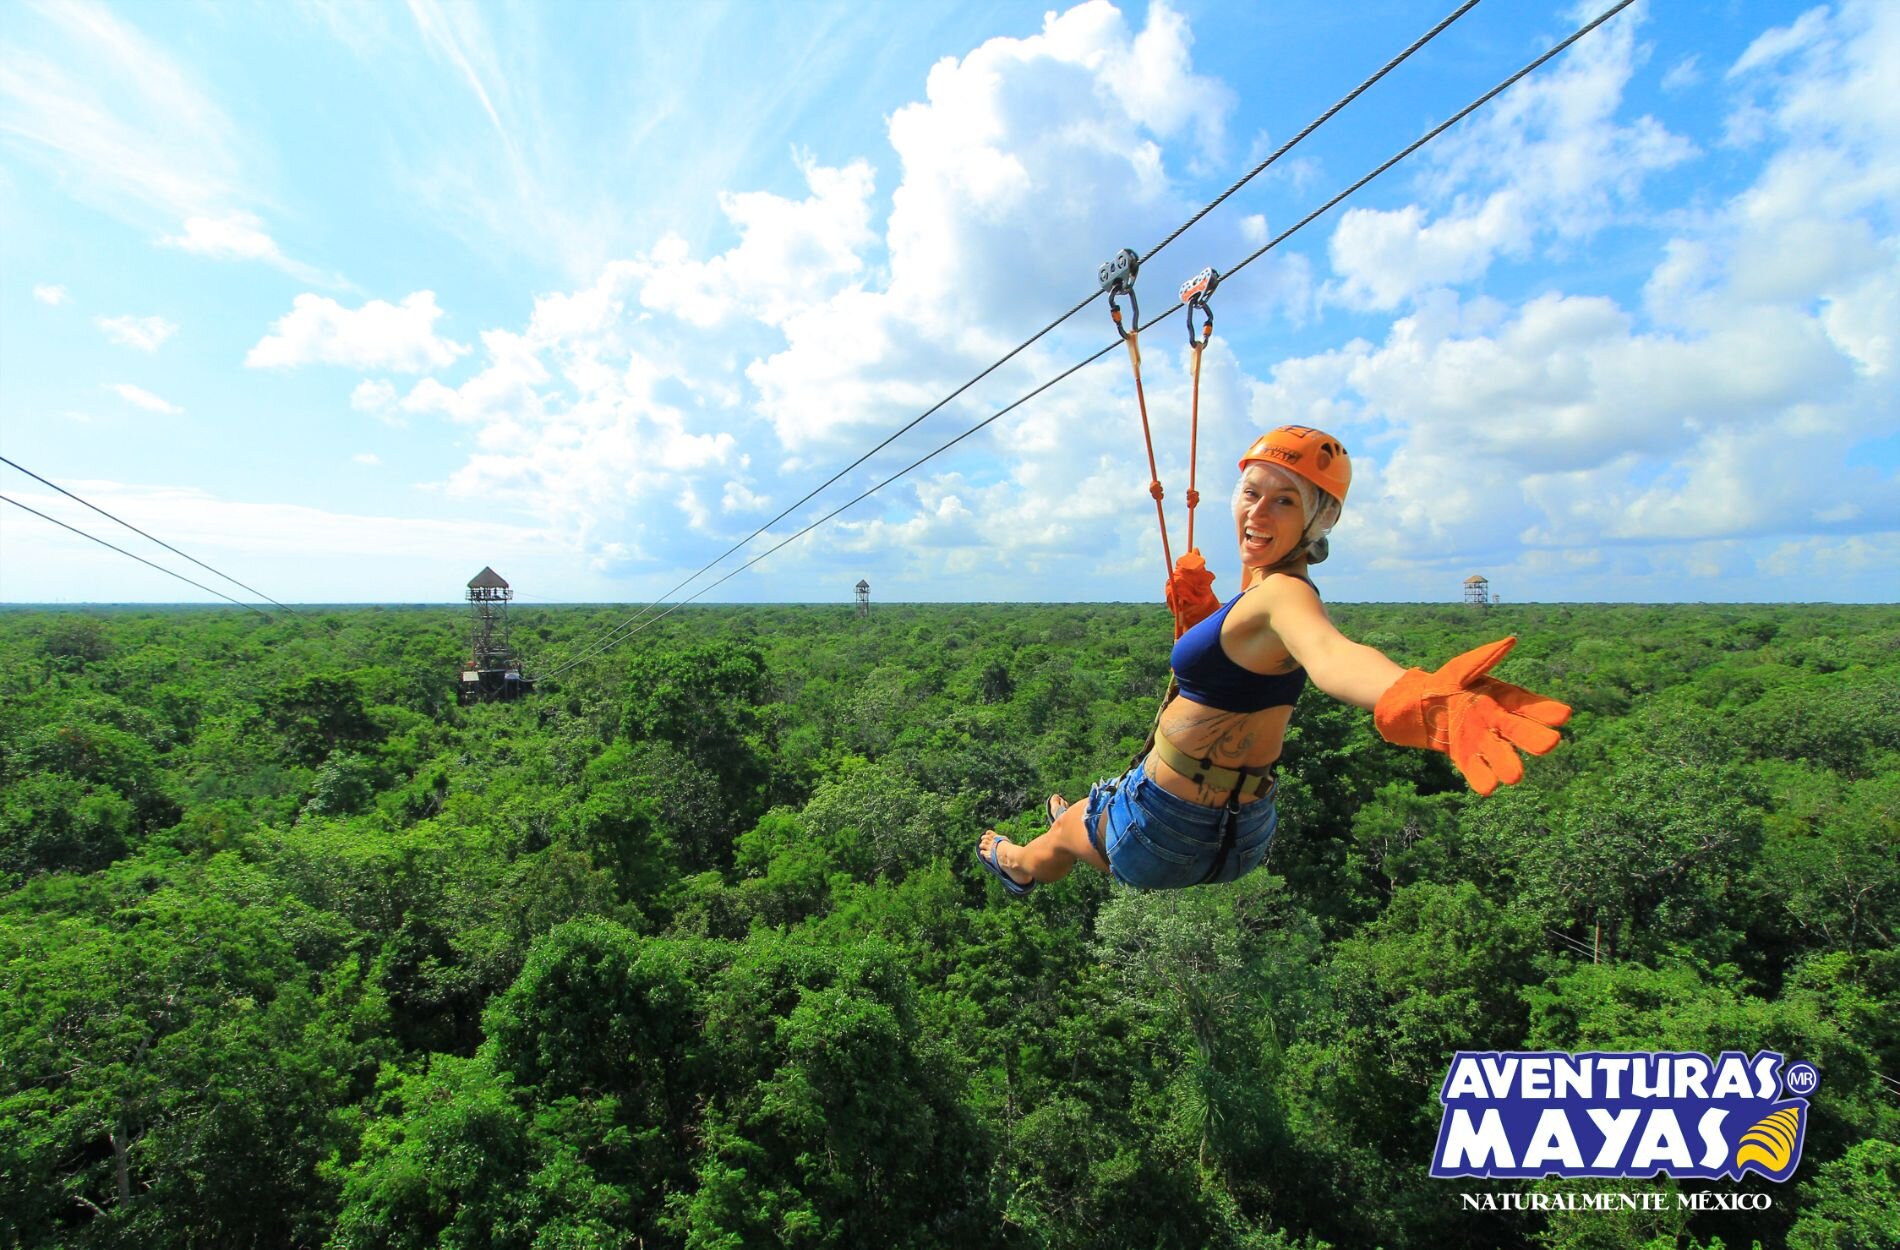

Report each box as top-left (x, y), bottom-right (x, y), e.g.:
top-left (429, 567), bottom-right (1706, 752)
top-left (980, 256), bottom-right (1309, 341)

top-left (2, 0), bottom-right (1894, 606)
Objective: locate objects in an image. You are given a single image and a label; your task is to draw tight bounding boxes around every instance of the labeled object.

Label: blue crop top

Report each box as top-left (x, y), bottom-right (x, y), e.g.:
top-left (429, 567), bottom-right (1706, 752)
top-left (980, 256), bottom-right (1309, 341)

top-left (1168, 576), bottom-right (1316, 712)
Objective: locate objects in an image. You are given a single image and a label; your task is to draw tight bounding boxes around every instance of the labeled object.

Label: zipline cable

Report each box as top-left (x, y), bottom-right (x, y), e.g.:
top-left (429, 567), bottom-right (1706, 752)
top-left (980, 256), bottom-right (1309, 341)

top-left (1219, 0), bottom-right (1637, 290)
top-left (3, 471), bottom-right (448, 693)
top-left (539, 0), bottom-right (1634, 682)
top-left (537, 339), bottom-right (1130, 678)
top-left (1, 493), bottom-right (276, 620)
top-left (1546, 929), bottom-right (1598, 959)
top-left (530, 0), bottom-right (1486, 677)
top-left (1, 479), bottom-right (461, 711)
top-left (1138, 0), bottom-right (1482, 265)
top-left (1, 454), bottom-right (301, 616)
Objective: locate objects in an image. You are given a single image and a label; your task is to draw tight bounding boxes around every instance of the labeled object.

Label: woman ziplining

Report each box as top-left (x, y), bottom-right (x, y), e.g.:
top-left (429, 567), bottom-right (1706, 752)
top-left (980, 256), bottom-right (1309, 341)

top-left (976, 423), bottom-right (1574, 894)
top-left (975, 257), bottom-right (1571, 895)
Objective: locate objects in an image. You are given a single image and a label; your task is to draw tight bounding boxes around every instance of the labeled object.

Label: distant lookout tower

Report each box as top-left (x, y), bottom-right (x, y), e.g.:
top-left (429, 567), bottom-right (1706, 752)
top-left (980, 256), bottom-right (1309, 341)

top-left (460, 566), bottom-right (533, 704)
top-left (1464, 574), bottom-right (1491, 607)
top-left (855, 579), bottom-right (871, 619)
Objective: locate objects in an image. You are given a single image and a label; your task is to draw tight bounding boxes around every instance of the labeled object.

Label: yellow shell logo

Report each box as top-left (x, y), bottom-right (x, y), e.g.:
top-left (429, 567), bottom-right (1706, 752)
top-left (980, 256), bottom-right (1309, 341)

top-left (1734, 1106), bottom-right (1802, 1173)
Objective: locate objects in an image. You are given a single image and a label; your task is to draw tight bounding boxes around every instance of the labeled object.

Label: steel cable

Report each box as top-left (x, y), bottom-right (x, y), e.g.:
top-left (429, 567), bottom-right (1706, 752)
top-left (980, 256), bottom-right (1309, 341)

top-left (1, 454), bottom-right (300, 615)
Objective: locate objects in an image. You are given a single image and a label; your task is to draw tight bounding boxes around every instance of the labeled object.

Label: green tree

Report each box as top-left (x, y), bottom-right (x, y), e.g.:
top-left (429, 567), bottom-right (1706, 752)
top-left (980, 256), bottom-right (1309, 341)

top-left (1788, 1139), bottom-right (1900, 1250)
top-left (328, 1055), bottom-right (542, 1250)
top-left (620, 641), bottom-right (773, 823)
top-left (672, 938), bottom-right (990, 1249)
top-left (269, 674), bottom-right (380, 768)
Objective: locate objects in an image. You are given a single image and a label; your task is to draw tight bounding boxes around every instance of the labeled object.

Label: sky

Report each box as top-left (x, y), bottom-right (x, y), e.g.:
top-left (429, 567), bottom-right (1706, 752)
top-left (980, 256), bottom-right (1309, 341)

top-left (1, 0), bottom-right (1895, 607)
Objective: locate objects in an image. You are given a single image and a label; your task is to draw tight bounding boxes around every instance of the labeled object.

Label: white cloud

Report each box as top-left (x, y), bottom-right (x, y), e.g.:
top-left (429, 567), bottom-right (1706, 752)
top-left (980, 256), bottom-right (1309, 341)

top-left (106, 383), bottom-right (182, 414)
top-left (406, 0), bottom-right (514, 152)
top-left (1728, 7), bottom-right (1833, 80)
top-left (95, 313), bottom-right (177, 351)
top-left (1661, 54), bottom-right (1702, 92)
top-left (350, 379), bottom-right (398, 411)
top-left (351, 452), bottom-right (381, 466)
top-left (379, 0), bottom-right (624, 285)
top-left (1325, 199), bottom-right (1524, 311)
top-left (739, 0), bottom-right (1265, 460)
top-left (1326, 5), bottom-right (1696, 311)
top-left (156, 211), bottom-right (339, 283)
top-left (0, 6), bottom-right (339, 284)
top-left (637, 154), bottom-right (877, 329)
top-left (677, 486), bottom-right (710, 532)
top-left (161, 211), bottom-right (280, 260)
top-left (1249, 261), bottom-right (1892, 564)
top-left (32, 283), bottom-right (68, 305)
top-left (155, 207), bottom-right (345, 286)
top-left (0, 1), bottom-right (242, 223)
top-left (1226, 0), bottom-right (1900, 598)
top-left (398, 329), bottom-right (548, 423)
top-left (1820, 240), bottom-right (1898, 376)
top-left (722, 480), bottom-right (769, 513)
top-left (1759, 532), bottom-right (1900, 579)
top-left (247, 292), bottom-right (470, 372)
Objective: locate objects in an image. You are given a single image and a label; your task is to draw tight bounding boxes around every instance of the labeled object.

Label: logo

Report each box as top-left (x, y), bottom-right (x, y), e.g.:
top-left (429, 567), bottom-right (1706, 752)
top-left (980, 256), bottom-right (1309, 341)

top-left (1431, 1051), bottom-right (1812, 1182)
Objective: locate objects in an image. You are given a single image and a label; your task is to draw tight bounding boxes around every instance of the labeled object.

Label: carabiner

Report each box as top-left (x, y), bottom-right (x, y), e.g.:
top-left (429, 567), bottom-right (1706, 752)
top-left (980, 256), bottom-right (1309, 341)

top-left (1099, 247), bottom-right (1141, 341)
top-left (1179, 266), bottom-right (1219, 349)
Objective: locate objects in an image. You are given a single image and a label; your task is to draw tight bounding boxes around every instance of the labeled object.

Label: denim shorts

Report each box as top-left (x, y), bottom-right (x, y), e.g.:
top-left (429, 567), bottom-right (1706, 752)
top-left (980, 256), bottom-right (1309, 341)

top-left (1083, 760), bottom-right (1278, 891)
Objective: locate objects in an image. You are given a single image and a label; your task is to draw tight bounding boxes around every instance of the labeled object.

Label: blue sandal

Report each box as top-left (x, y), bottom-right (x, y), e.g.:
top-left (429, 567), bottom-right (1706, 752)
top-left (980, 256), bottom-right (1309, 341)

top-left (976, 834), bottom-right (1035, 897)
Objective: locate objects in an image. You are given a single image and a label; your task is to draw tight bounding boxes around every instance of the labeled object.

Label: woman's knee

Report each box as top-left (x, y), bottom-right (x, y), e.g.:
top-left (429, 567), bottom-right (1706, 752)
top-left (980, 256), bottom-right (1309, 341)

top-left (1054, 802), bottom-right (1109, 872)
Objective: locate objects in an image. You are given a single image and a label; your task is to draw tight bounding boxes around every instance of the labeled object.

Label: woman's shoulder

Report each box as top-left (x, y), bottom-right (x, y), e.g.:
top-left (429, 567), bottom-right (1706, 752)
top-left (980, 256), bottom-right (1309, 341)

top-left (1224, 570), bottom-right (1322, 641)
top-left (1230, 570), bottom-right (1321, 616)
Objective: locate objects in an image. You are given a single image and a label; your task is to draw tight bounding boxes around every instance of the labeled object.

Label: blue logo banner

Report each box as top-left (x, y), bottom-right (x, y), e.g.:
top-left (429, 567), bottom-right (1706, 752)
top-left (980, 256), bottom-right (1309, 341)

top-left (1430, 1050), bottom-right (1811, 1182)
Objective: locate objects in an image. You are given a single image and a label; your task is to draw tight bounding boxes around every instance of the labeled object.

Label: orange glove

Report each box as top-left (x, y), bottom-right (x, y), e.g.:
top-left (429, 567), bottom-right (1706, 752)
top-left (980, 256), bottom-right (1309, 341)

top-left (1165, 549), bottom-right (1220, 637)
top-left (1373, 637), bottom-right (1573, 796)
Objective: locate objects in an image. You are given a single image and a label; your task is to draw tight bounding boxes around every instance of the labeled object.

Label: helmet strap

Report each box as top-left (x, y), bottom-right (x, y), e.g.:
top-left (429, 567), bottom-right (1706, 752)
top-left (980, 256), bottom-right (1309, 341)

top-left (1263, 516), bottom-right (1327, 574)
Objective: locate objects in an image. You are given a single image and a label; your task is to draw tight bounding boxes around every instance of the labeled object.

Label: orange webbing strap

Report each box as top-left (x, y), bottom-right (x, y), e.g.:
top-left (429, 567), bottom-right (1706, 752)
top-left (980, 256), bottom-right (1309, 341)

top-left (1111, 303), bottom-right (1174, 579)
top-left (1185, 340), bottom-right (1203, 554)
top-left (1179, 267), bottom-right (1218, 556)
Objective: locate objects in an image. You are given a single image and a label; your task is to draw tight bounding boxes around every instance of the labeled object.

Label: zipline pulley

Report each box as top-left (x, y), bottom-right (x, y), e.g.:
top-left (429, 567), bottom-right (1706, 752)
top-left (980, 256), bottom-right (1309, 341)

top-left (1099, 247), bottom-right (1141, 339)
top-left (1179, 266), bottom-right (1219, 349)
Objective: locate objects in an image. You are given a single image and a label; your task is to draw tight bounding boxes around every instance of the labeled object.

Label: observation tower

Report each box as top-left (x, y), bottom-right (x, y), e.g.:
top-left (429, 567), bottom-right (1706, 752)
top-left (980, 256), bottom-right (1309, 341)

top-left (460, 566), bottom-right (533, 704)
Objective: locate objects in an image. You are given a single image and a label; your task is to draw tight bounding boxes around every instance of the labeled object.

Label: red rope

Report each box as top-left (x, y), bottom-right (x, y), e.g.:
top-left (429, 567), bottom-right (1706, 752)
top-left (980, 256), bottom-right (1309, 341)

top-left (1114, 307), bottom-right (1173, 577)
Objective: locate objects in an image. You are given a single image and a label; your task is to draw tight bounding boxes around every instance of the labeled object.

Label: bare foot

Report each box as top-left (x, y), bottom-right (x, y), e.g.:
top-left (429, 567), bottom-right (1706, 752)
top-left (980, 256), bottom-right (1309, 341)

top-left (978, 830), bottom-right (1035, 887)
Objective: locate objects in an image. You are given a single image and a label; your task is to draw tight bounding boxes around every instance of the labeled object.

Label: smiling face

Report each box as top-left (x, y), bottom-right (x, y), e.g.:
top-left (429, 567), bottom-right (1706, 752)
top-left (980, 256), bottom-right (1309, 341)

top-left (1234, 463), bottom-right (1309, 570)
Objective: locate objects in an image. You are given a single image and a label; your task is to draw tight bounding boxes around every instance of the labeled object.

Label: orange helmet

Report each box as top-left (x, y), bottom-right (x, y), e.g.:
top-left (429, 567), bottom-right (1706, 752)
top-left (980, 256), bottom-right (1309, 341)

top-left (1238, 425), bottom-right (1350, 505)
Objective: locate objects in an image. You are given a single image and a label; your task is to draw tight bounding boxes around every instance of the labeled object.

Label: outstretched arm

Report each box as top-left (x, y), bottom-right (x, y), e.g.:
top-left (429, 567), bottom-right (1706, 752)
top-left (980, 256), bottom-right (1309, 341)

top-left (1255, 578), bottom-right (1404, 710)
top-left (1252, 579), bottom-right (1573, 795)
